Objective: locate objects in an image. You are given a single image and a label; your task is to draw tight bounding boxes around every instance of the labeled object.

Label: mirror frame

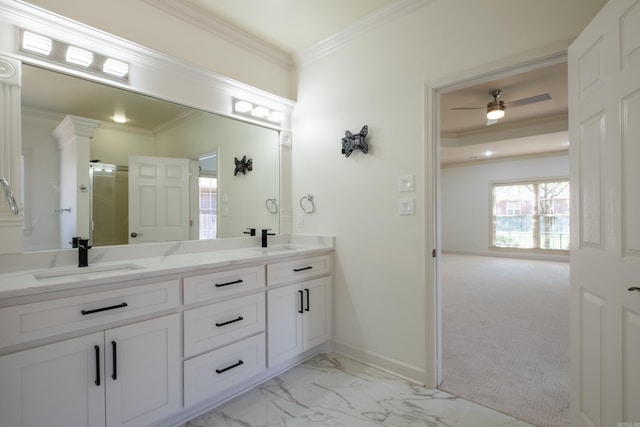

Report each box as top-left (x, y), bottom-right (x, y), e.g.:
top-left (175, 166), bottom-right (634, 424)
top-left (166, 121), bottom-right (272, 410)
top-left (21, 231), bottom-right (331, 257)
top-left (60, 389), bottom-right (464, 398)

top-left (0, 0), bottom-right (294, 254)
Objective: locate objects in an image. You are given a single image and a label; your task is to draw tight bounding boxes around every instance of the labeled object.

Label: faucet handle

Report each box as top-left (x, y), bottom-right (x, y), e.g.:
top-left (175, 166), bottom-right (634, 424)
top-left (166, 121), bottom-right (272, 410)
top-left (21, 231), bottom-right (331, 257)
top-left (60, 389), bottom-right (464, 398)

top-left (78, 238), bottom-right (92, 249)
top-left (244, 228), bottom-right (256, 236)
top-left (261, 228), bottom-right (275, 236)
top-left (71, 236), bottom-right (80, 248)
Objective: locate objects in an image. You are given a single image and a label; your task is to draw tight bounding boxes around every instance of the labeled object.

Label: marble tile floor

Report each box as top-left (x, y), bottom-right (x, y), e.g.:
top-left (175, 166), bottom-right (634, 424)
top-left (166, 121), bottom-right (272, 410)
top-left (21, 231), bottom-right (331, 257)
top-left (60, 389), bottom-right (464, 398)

top-left (185, 353), bottom-right (534, 427)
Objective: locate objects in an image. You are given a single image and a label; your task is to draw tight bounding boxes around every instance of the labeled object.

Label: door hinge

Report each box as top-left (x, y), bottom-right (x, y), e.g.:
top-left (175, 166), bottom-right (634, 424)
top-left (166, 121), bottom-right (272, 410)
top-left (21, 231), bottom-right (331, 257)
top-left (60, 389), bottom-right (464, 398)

top-left (432, 249), bottom-right (436, 258)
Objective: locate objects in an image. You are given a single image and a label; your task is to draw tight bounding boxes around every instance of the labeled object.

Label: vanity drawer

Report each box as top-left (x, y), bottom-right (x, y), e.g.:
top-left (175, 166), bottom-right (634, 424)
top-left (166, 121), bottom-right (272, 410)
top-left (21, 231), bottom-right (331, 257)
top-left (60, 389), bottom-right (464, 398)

top-left (183, 265), bottom-right (265, 305)
top-left (184, 333), bottom-right (266, 406)
top-left (267, 254), bottom-right (331, 286)
top-left (0, 280), bottom-right (180, 348)
top-left (184, 292), bottom-right (265, 357)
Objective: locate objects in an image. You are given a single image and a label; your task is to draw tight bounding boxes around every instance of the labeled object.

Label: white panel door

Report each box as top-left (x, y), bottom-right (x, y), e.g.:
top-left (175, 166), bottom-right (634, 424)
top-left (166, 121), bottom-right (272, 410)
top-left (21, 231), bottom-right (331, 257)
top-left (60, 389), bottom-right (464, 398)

top-left (302, 276), bottom-right (331, 351)
top-left (104, 314), bottom-right (180, 427)
top-left (267, 283), bottom-right (303, 367)
top-left (128, 155), bottom-right (190, 243)
top-left (569, 0), bottom-right (640, 425)
top-left (0, 332), bottom-right (105, 427)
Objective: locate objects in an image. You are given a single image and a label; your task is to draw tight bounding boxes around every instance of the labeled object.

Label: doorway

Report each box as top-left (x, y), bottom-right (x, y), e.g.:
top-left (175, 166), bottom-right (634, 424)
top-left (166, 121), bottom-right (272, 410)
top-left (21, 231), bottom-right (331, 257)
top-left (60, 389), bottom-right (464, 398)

top-left (427, 47), bottom-right (571, 427)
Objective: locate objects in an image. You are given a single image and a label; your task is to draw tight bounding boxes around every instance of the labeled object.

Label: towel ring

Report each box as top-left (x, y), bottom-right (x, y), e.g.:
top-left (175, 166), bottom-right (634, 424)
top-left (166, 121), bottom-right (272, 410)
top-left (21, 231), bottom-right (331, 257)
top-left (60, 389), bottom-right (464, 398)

top-left (266, 197), bottom-right (278, 214)
top-left (299, 194), bottom-right (315, 213)
top-left (1, 177), bottom-right (19, 215)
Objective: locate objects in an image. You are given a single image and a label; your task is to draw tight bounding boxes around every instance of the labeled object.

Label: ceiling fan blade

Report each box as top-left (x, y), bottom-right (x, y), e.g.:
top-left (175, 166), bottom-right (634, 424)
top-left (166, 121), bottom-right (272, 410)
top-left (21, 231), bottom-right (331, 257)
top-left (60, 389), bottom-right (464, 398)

top-left (503, 93), bottom-right (551, 108)
top-left (450, 107), bottom-right (485, 110)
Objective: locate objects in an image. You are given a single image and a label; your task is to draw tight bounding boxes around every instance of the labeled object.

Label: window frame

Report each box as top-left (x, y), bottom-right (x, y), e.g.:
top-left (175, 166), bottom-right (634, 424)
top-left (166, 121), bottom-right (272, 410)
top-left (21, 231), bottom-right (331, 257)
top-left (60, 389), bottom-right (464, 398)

top-left (490, 177), bottom-right (570, 254)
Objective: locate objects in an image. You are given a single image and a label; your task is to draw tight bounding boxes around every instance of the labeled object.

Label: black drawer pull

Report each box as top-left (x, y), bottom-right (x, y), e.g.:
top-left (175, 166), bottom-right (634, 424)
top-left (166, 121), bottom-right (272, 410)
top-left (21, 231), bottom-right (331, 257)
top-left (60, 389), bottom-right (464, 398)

top-left (215, 316), bottom-right (244, 327)
top-left (216, 360), bottom-right (244, 374)
top-left (94, 345), bottom-right (101, 386)
top-left (629, 287), bottom-right (640, 292)
top-left (215, 279), bottom-right (243, 288)
top-left (298, 290), bottom-right (304, 313)
top-left (293, 266), bottom-right (312, 272)
top-left (305, 288), bottom-right (310, 312)
top-left (81, 302), bottom-right (128, 315)
top-left (111, 341), bottom-right (117, 380)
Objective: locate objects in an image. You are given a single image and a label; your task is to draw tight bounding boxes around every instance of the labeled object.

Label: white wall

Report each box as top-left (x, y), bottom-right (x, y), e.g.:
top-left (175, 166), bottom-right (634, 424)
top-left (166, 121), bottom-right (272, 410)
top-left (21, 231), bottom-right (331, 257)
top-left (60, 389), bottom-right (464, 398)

top-left (441, 153), bottom-right (569, 258)
top-left (292, 0), bottom-right (605, 381)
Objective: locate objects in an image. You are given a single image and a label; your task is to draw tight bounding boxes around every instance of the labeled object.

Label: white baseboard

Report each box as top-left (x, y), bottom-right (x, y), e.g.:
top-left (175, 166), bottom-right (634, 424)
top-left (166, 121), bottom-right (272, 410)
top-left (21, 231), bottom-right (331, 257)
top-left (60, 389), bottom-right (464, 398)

top-left (443, 249), bottom-right (569, 262)
top-left (332, 340), bottom-right (426, 386)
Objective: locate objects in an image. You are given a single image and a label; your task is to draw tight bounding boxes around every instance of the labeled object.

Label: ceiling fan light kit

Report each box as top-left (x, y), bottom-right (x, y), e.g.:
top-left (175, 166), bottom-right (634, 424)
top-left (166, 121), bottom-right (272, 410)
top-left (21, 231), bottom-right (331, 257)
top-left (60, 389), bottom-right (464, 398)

top-left (452, 88), bottom-right (551, 124)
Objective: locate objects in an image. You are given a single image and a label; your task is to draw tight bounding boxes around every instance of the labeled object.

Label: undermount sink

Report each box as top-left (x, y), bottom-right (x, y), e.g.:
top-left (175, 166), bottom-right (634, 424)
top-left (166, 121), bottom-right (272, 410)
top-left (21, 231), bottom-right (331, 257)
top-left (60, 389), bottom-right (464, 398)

top-left (33, 263), bottom-right (144, 280)
top-left (255, 244), bottom-right (307, 253)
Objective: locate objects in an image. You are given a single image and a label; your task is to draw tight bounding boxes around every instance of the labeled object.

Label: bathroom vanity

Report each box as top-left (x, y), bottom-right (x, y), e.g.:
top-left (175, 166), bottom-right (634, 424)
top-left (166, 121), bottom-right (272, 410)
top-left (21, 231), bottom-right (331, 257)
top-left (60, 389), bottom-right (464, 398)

top-left (0, 235), bottom-right (333, 427)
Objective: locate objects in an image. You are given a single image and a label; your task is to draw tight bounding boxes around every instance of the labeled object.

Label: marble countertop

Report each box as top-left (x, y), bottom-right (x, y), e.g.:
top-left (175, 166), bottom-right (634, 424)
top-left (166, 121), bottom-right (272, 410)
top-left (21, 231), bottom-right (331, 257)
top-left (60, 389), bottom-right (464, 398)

top-left (0, 235), bottom-right (333, 301)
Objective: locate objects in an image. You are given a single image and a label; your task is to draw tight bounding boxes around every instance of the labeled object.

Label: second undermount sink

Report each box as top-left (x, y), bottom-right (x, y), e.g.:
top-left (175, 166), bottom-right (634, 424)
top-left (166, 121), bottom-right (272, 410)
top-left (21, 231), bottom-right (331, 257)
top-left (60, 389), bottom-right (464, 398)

top-left (33, 263), bottom-right (144, 280)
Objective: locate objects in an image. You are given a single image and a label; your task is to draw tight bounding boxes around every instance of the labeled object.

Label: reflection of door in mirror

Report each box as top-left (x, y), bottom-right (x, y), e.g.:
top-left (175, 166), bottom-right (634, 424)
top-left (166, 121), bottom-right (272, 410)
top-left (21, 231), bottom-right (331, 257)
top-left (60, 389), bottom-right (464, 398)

top-left (128, 155), bottom-right (190, 244)
top-left (197, 153), bottom-right (218, 240)
top-left (90, 163), bottom-right (128, 246)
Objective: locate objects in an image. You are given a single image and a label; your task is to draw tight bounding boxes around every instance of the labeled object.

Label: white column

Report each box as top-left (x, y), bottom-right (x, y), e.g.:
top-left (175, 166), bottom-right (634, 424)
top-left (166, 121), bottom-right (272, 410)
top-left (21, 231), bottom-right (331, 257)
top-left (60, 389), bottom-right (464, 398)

top-left (0, 56), bottom-right (23, 254)
top-left (279, 131), bottom-right (292, 235)
top-left (51, 116), bottom-right (101, 248)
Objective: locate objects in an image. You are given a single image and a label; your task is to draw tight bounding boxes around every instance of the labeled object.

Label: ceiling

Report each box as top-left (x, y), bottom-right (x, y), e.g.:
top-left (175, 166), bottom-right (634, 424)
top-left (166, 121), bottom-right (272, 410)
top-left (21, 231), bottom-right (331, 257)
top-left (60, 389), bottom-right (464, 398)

top-left (21, 1), bottom-right (569, 166)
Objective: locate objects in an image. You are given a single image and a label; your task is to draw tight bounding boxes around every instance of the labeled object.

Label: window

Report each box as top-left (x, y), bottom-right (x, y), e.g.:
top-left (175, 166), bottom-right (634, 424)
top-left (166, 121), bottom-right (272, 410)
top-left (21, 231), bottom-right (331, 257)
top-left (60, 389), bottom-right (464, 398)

top-left (492, 180), bottom-right (570, 251)
top-left (199, 176), bottom-right (217, 240)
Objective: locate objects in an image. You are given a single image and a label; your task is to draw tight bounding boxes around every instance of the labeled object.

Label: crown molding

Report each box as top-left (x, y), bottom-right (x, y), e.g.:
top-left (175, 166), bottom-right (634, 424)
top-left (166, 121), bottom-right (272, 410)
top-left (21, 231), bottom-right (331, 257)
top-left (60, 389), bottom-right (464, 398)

top-left (295, 0), bottom-right (435, 66)
top-left (143, 0), bottom-right (295, 70)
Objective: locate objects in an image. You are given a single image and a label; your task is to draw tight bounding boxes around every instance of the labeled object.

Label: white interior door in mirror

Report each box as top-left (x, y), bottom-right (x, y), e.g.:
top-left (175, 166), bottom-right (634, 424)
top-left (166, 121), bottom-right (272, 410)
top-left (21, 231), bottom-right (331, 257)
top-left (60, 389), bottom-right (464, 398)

top-left (128, 155), bottom-right (190, 244)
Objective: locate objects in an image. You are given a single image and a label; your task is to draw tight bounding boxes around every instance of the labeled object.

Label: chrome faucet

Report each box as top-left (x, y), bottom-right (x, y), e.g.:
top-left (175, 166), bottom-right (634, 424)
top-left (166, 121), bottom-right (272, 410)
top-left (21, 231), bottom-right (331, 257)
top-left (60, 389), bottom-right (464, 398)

top-left (77, 238), bottom-right (92, 267)
top-left (261, 229), bottom-right (275, 248)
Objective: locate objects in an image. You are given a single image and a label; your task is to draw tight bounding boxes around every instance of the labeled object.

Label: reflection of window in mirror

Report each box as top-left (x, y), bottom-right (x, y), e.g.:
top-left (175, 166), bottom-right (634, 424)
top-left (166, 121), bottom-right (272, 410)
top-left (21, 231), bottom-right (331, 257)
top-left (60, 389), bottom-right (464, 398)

top-left (199, 153), bottom-right (217, 240)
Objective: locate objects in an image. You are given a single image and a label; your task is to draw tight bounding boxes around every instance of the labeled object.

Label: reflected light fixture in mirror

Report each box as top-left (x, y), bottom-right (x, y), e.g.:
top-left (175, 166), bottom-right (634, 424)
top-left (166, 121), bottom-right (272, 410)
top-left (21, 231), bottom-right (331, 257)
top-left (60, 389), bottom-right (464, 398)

top-left (20, 30), bottom-right (130, 80)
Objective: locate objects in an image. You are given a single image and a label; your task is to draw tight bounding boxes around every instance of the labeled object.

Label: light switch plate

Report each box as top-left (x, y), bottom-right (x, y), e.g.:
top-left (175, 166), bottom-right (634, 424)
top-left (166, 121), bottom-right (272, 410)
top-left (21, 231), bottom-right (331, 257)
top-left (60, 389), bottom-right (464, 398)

top-left (399, 198), bottom-right (414, 215)
top-left (399, 175), bottom-right (414, 192)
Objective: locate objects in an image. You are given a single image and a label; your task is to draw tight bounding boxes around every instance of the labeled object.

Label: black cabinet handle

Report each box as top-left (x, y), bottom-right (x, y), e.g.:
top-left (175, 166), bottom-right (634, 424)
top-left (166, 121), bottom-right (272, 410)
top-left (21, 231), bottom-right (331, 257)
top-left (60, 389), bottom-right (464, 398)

top-left (111, 341), bottom-right (117, 380)
top-left (215, 360), bottom-right (244, 374)
top-left (305, 288), bottom-right (310, 311)
top-left (215, 316), bottom-right (244, 327)
top-left (81, 302), bottom-right (128, 315)
top-left (629, 287), bottom-right (640, 293)
top-left (298, 290), bottom-right (304, 313)
top-left (215, 279), bottom-right (243, 288)
top-left (293, 266), bottom-right (312, 272)
top-left (94, 345), bottom-right (101, 386)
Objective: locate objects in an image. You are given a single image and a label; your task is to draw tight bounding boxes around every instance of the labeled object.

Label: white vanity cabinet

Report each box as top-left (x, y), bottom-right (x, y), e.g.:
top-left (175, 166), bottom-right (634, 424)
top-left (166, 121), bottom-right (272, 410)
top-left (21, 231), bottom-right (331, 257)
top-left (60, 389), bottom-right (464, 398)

top-left (182, 265), bottom-right (267, 407)
top-left (0, 313), bottom-right (181, 427)
top-left (267, 255), bottom-right (332, 367)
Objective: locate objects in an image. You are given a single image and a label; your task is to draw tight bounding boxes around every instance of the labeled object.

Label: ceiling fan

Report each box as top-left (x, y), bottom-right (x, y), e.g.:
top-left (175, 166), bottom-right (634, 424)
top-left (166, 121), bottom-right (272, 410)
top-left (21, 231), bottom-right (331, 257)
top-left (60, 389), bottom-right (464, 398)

top-left (451, 89), bottom-right (552, 125)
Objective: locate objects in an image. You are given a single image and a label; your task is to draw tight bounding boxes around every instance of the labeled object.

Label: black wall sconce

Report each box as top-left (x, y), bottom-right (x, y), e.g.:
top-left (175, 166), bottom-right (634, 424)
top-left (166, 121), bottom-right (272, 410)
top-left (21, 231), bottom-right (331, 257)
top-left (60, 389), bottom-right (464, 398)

top-left (341, 125), bottom-right (368, 158)
top-left (234, 155), bottom-right (253, 176)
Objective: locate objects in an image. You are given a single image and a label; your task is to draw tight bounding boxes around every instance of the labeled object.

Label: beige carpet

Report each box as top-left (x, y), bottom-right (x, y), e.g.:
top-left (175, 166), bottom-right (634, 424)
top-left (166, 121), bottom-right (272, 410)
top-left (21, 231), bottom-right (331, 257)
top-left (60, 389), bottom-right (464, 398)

top-left (439, 253), bottom-right (569, 427)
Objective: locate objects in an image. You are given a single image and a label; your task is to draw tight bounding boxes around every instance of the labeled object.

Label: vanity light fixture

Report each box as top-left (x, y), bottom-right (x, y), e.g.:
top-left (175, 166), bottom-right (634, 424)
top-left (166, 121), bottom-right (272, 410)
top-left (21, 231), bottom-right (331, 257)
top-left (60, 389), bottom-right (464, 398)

top-left (103, 58), bottom-right (129, 77)
top-left (232, 98), bottom-right (284, 124)
top-left (250, 106), bottom-right (269, 119)
top-left (22, 31), bottom-right (53, 55)
top-left (234, 100), bottom-right (253, 113)
top-left (19, 29), bottom-right (130, 81)
top-left (65, 46), bottom-right (93, 67)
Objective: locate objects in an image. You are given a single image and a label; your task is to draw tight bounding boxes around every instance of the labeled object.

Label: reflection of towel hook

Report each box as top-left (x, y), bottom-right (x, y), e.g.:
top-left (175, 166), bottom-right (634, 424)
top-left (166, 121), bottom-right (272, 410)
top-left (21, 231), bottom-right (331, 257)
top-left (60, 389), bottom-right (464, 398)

top-left (299, 194), bottom-right (315, 213)
top-left (266, 197), bottom-right (278, 214)
top-left (1, 177), bottom-right (19, 215)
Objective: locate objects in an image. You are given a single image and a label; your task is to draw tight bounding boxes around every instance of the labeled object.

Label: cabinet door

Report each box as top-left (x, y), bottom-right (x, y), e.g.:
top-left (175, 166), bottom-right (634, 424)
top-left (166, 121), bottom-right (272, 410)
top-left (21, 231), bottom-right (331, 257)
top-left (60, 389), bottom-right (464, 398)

top-left (0, 333), bottom-right (105, 427)
top-left (104, 314), bottom-right (180, 427)
top-left (302, 276), bottom-right (331, 351)
top-left (267, 283), bottom-right (303, 367)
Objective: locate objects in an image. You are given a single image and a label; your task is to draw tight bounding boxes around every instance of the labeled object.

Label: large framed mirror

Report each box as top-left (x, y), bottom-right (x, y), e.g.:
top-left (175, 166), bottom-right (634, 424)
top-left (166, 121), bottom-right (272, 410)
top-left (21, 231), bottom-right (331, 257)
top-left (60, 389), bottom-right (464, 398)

top-left (21, 64), bottom-right (281, 251)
